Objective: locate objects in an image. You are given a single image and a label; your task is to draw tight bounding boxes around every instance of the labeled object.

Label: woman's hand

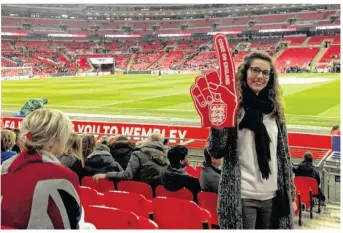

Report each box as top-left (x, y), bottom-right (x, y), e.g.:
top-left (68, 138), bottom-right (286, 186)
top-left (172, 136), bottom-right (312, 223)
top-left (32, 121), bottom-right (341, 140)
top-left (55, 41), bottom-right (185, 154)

top-left (293, 201), bottom-right (298, 212)
top-left (92, 173), bottom-right (107, 183)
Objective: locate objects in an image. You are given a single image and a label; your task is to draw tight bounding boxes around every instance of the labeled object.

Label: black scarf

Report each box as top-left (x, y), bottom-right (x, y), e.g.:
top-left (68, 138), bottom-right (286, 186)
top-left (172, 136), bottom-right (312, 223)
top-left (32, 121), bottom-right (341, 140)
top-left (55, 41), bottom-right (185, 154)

top-left (238, 88), bottom-right (274, 179)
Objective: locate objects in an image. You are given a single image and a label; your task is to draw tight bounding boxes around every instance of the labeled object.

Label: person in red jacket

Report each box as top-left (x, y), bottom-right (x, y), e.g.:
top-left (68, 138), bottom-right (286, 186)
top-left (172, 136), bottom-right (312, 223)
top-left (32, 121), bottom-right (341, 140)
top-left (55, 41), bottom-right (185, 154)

top-left (1, 109), bottom-right (81, 229)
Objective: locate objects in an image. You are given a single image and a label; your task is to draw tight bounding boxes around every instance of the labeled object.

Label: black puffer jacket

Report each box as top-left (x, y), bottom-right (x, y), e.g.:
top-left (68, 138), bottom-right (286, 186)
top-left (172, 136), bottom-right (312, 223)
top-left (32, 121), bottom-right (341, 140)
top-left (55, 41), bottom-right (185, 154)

top-left (109, 141), bottom-right (135, 170)
top-left (106, 141), bottom-right (169, 187)
top-left (294, 161), bottom-right (321, 186)
top-left (161, 167), bottom-right (201, 202)
top-left (84, 150), bottom-right (123, 176)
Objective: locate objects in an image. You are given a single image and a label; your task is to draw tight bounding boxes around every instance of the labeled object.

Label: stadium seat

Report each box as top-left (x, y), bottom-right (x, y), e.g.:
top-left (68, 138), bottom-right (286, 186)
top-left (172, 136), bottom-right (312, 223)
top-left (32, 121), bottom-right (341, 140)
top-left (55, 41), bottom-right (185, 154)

top-left (137, 216), bottom-right (159, 229)
top-left (197, 191), bottom-right (219, 227)
top-left (185, 165), bottom-right (198, 178)
top-left (1, 226), bottom-right (15, 230)
top-left (81, 176), bottom-right (114, 193)
top-left (84, 205), bottom-right (140, 229)
top-left (117, 180), bottom-right (153, 200)
top-left (294, 177), bottom-right (314, 219)
top-left (152, 197), bottom-right (210, 229)
top-left (79, 186), bottom-right (103, 206)
top-left (298, 176), bottom-right (321, 213)
top-left (103, 190), bottom-right (153, 218)
top-left (155, 185), bottom-right (193, 201)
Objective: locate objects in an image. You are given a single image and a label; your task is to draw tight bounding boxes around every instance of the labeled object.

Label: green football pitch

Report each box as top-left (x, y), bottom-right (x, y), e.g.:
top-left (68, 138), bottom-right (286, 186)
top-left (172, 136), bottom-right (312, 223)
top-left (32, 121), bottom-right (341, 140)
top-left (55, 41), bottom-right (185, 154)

top-left (1, 72), bottom-right (340, 127)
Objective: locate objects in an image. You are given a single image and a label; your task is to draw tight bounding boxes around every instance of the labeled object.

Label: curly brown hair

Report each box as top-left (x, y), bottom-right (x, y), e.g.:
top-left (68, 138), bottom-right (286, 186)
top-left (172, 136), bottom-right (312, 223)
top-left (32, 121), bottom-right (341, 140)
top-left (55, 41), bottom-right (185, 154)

top-left (236, 52), bottom-right (285, 123)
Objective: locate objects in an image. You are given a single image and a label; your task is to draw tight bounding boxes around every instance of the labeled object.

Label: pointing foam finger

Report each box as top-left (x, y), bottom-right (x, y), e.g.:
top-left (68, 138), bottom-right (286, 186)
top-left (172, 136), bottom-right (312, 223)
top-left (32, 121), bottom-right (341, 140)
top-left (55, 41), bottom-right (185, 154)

top-left (213, 33), bottom-right (236, 95)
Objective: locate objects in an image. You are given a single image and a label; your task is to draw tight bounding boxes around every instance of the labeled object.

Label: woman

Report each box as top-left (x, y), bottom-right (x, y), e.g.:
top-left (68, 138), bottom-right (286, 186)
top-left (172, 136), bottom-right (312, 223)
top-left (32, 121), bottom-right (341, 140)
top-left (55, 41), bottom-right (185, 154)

top-left (1, 109), bottom-right (81, 229)
top-left (81, 133), bottom-right (96, 160)
top-left (206, 53), bottom-right (296, 229)
top-left (59, 133), bottom-right (84, 184)
top-left (108, 135), bottom-right (135, 170)
top-left (1, 129), bottom-right (17, 164)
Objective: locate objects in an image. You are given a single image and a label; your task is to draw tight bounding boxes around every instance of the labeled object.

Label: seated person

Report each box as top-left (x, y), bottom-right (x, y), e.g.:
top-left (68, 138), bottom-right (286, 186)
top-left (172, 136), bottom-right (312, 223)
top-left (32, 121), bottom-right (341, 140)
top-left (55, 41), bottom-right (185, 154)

top-left (294, 152), bottom-right (325, 202)
top-left (1, 109), bottom-right (81, 229)
top-left (109, 135), bottom-right (135, 170)
top-left (161, 145), bottom-right (201, 202)
top-left (84, 144), bottom-right (123, 176)
top-left (1, 129), bottom-right (17, 164)
top-left (92, 133), bottom-right (169, 189)
top-left (200, 148), bottom-right (222, 193)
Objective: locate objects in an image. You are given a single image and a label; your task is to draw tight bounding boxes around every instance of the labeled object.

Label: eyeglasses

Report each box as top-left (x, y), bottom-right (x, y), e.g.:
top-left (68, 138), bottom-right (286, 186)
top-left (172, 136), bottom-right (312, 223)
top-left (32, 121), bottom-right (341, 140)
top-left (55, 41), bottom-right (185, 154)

top-left (249, 67), bottom-right (271, 79)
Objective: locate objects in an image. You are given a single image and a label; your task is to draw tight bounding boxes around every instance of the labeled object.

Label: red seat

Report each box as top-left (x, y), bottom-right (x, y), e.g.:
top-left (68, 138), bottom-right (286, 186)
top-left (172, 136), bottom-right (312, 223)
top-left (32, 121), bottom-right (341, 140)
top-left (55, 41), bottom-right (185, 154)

top-left (197, 191), bottom-right (219, 227)
top-left (1, 226), bottom-right (15, 229)
top-left (79, 186), bottom-right (103, 206)
top-left (294, 177), bottom-right (314, 218)
top-left (152, 197), bottom-right (210, 229)
top-left (297, 176), bottom-right (321, 213)
top-left (137, 216), bottom-right (159, 229)
top-left (84, 205), bottom-right (139, 229)
top-left (185, 165), bottom-right (198, 178)
top-left (117, 181), bottom-right (153, 200)
top-left (81, 176), bottom-right (114, 193)
top-left (103, 190), bottom-right (152, 218)
top-left (155, 185), bottom-right (193, 201)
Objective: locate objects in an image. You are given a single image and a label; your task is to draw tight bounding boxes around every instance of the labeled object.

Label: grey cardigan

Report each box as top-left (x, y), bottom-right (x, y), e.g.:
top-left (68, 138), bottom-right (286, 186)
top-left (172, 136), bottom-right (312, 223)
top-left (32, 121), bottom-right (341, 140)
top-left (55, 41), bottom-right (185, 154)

top-left (206, 118), bottom-right (295, 229)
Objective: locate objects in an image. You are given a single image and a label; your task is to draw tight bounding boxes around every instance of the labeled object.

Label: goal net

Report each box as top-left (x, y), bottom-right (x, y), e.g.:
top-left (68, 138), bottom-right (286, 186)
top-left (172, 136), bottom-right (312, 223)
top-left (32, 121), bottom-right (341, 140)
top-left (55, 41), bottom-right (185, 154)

top-left (1, 67), bottom-right (33, 80)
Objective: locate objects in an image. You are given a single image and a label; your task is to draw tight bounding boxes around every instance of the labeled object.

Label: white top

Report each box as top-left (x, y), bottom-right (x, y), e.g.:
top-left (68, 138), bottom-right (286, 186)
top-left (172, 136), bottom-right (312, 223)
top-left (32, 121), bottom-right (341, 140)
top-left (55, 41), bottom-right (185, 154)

top-left (238, 109), bottom-right (279, 201)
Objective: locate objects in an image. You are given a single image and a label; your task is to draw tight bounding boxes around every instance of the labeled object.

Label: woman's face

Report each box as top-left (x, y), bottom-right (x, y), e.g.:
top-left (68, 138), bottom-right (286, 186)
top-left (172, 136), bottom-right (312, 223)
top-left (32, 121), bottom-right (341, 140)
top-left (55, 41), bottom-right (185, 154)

top-left (246, 58), bottom-right (271, 95)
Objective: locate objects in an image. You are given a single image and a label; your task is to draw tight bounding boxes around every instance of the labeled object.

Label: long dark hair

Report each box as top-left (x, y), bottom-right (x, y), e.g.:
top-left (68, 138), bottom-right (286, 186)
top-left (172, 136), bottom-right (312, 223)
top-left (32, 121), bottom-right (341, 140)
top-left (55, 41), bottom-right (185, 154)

top-left (236, 52), bottom-right (285, 123)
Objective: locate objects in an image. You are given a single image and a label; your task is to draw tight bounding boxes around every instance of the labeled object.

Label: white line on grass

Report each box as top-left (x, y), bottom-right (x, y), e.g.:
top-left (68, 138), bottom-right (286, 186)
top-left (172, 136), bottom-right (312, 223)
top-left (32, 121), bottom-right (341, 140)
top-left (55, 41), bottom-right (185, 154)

top-left (96, 92), bottom-right (188, 107)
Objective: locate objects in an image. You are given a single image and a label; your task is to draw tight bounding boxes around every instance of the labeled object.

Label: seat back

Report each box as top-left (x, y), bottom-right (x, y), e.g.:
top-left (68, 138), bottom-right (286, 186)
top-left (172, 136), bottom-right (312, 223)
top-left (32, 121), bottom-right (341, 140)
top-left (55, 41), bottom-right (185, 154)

top-left (294, 177), bottom-right (311, 208)
top-left (303, 177), bottom-right (319, 195)
top-left (79, 186), bottom-right (103, 206)
top-left (137, 216), bottom-right (159, 229)
top-left (81, 176), bottom-right (114, 193)
top-left (1, 226), bottom-right (15, 230)
top-left (117, 181), bottom-right (153, 200)
top-left (104, 190), bottom-right (151, 217)
top-left (185, 165), bottom-right (198, 178)
top-left (84, 205), bottom-right (139, 229)
top-left (152, 197), bottom-right (206, 229)
top-left (155, 185), bottom-right (193, 201)
top-left (197, 191), bottom-right (218, 226)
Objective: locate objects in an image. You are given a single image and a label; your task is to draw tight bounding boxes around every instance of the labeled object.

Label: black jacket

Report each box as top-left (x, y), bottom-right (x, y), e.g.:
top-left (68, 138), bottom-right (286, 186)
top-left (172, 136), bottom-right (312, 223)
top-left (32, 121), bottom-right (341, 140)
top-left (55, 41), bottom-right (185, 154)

top-left (109, 141), bottom-right (135, 170)
top-left (161, 167), bottom-right (201, 202)
top-left (106, 141), bottom-right (169, 188)
top-left (294, 161), bottom-right (321, 186)
top-left (84, 150), bottom-right (123, 176)
top-left (199, 162), bottom-right (221, 193)
top-left (59, 154), bottom-right (84, 185)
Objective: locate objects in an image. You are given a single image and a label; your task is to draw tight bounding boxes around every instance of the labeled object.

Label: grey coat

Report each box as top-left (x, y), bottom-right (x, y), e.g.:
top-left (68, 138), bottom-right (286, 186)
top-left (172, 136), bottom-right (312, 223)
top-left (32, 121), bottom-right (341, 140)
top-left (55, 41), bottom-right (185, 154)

top-left (206, 118), bottom-right (295, 229)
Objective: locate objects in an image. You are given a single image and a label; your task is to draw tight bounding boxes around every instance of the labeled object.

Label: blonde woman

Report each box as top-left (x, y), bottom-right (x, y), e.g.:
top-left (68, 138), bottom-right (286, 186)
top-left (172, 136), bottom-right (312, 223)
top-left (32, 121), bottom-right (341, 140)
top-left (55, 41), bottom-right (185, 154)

top-left (207, 53), bottom-right (296, 229)
top-left (59, 133), bottom-right (85, 184)
top-left (1, 129), bottom-right (17, 164)
top-left (1, 109), bottom-right (81, 229)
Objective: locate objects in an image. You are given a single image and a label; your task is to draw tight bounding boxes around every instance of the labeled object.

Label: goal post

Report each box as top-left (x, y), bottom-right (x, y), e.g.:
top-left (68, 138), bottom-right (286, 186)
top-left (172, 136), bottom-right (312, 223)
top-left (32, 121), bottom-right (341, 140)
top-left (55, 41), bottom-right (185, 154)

top-left (1, 66), bottom-right (33, 80)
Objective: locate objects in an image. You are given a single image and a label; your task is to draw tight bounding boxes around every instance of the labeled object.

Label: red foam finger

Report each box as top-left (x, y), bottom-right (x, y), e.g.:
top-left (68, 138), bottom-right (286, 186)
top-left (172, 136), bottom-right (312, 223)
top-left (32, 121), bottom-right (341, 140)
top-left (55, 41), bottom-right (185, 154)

top-left (195, 76), bottom-right (214, 103)
top-left (190, 84), bottom-right (207, 107)
top-left (213, 34), bottom-right (237, 95)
